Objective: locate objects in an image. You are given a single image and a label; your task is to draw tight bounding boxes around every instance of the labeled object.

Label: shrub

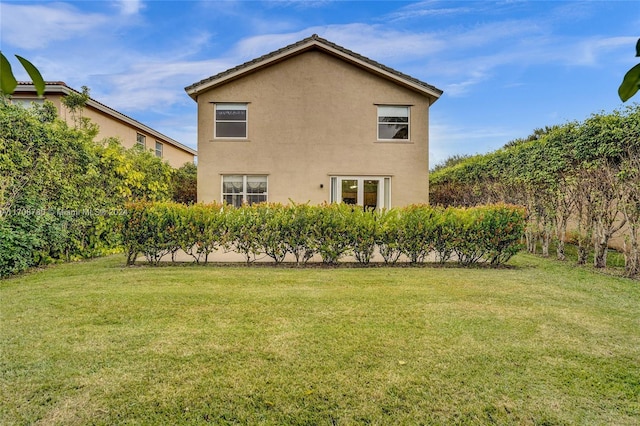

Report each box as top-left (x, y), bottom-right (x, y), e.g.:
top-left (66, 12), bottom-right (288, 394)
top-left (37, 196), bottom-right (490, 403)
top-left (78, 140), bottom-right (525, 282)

top-left (398, 205), bottom-right (437, 263)
top-left (254, 203), bottom-right (290, 264)
top-left (432, 207), bottom-right (457, 263)
top-left (348, 208), bottom-right (379, 265)
top-left (171, 162), bottom-right (197, 204)
top-left (121, 202), bottom-right (181, 265)
top-left (479, 204), bottom-right (526, 265)
top-left (283, 202), bottom-right (317, 264)
top-left (177, 203), bottom-right (226, 264)
top-left (377, 209), bottom-right (403, 264)
top-left (225, 205), bottom-right (262, 263)
top-left (312, 203), bottom-right (353, 264)
top-left (119, 202), bottom-right (525, 267)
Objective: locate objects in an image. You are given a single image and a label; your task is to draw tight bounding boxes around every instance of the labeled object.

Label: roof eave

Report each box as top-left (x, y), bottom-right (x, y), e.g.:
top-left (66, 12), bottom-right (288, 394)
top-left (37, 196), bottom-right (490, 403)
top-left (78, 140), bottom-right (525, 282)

top-left (185, 41), bottom-right (317, 99)
top-left (185, 38), bottom-right (443, 102)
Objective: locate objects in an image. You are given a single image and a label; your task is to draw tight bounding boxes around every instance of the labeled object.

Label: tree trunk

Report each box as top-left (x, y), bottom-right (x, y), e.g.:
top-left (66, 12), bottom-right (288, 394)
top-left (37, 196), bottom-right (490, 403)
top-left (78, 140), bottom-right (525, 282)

top-left (624, 222), bottom-right (640, 277)
top-left (577, 233), bottom-right (590, 265)
top-left (540, 229), bottom-right (551, 257)
top-left (525, 228), bottom-right (537, 254)
top-left (556, 239), bottom-right (566, 261)
top-left (593, 239), bottom-right (608, 268)
top-left (555, 210), bottom-right (570, 261)
top-left (541, 223), bottom-right (552, 258)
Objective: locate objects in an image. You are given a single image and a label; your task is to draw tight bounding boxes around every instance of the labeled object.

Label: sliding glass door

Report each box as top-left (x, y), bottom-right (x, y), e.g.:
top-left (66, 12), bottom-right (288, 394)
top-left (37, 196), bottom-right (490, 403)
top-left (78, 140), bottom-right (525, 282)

top-left (330, 176), bottom-right (390, 210)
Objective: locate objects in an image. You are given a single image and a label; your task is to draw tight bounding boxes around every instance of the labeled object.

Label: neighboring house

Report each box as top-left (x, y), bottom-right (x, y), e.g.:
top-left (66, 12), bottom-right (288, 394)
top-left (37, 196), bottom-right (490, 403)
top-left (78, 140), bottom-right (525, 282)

top-left (12, 82), bottom-right (196, 168)
top-left (185, 35), bottom-right (442, 208)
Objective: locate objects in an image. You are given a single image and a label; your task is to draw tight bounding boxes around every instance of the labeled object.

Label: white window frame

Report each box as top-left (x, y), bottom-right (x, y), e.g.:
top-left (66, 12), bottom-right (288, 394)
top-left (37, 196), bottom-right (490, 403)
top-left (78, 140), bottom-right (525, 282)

top-left (155, 141), bottom-right (163, 158)
top-left (11, 98), bottom-right (44, 108)
top-left (214, 103), bottom-right (248, 139)
top-left (221, 175), bottom-right (268, 207)
top-left (377, 105), bottom-right (410, 141)
top-left (330, 176), bottom-right (391, 210)
top-left (136, 133), bottom-right (146, 148)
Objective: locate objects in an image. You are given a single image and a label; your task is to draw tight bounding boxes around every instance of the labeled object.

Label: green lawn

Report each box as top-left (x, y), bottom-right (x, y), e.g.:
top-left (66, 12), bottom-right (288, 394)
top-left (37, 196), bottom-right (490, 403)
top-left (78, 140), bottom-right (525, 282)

top-left (1, 255), bottom-right (639, 425)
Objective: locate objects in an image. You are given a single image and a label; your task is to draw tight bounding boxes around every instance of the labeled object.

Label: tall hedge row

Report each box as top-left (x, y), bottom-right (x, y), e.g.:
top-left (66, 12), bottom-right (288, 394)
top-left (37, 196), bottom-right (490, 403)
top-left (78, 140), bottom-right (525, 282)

top-left (429, 104), bottom-right (640, 274)
top-left (0, 98), bottom-right (177, 278)
top-left (122, 202), bottom-right (525, 266)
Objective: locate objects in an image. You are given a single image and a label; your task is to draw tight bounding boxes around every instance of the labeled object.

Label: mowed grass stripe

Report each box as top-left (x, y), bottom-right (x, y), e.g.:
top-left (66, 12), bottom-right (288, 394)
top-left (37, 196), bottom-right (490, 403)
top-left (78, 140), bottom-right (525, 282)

top-left (1, 254), bottom-right (639, 425)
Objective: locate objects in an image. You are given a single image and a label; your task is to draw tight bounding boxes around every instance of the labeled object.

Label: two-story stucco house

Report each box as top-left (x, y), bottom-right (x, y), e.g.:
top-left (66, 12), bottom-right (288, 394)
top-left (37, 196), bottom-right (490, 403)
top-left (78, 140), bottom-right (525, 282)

top-left (185, 35), bottom-right (442, 208)
top-left (13, 82), bottom-right (196, 168)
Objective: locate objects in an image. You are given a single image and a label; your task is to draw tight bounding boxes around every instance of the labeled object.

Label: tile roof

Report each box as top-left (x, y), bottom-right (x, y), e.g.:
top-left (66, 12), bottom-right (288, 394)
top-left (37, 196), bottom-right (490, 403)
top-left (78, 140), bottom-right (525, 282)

top-left (185, 34), bottom-right (443, 101)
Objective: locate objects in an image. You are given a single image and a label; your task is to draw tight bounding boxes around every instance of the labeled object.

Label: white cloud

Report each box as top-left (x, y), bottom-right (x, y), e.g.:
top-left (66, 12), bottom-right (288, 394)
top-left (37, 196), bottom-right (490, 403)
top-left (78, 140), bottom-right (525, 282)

top-left (115, 0), bottom-right (144, 16)
top-left (231, 18), bottom-right (564, 99)
top-left (573, 36), bottom-right (638, 67)
top-left (95, 58), bottom-right (235, 111)
top-left (233, 23), bottom-right (445, 64)
top-left (443, 72), bottom-right (488, 97)
top-left (385, 0), bottom-right (478, 22)
top-left (429, 120), bottom-right (515, 167)
top-left (1, 2), bottom-right (109, 49)
top-left (151, 117), bottom-right (198, 151)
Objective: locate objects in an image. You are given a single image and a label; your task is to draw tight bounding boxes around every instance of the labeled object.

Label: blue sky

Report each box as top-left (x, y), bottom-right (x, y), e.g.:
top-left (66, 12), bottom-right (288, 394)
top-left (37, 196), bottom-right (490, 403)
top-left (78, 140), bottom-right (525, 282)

top-left (1, 0), bottom-right (638, 166)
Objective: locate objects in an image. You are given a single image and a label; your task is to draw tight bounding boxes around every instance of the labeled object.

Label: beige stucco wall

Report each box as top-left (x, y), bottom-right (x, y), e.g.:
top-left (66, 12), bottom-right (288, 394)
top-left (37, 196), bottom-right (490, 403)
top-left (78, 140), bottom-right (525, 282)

top-left (196, 50), bottom-right (432, 207)
top-left (12, 91), bottom-right (194, 168)
top-left (78, 106), bottom-right (194, 168)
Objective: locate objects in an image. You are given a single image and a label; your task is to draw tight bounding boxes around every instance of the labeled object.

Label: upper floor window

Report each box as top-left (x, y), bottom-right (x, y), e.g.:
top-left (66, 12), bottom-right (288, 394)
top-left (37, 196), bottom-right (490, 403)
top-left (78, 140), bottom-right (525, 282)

top-left (377, 105), bottom-right (409, 140)
top-left (136, 133), bottom-right (146, 148)
top-left (155, 141), bottom-right (163, 158)
top-left (222, 175), bottom-right (267, 207)
top-left (11, 98), bottom-right (44, 108)
top-left (215, 103), bottom-right (247, 138)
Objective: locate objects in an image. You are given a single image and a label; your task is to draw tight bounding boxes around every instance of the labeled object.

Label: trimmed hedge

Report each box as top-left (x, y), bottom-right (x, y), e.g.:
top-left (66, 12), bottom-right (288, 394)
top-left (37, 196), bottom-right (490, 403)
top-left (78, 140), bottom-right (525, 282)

top-left (122, 202), bottom-right (525, 266)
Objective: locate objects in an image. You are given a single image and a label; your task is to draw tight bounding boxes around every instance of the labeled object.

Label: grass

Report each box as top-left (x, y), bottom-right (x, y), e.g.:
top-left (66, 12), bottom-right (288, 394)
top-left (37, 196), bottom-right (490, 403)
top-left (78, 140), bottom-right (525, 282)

top-left (1, 254), bottom-right (639, 425)
top-left (539, 241), bottom-right (627, 270)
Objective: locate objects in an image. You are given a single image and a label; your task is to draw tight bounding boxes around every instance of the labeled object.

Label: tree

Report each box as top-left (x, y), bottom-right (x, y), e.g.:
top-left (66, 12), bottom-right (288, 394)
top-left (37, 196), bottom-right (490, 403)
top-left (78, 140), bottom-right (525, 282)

top-left (171, 162), bottom-right (197, 204)
top-left (61, 85), bottom-right (90, 128)
top-left (430, 154), bottom-right (473, 173)
top-left (430, 106), bottom-right (640, 270)
top-left (0, 100), bottom-right (175, 277)
top-left (618, 38), bottom-right (640, 102)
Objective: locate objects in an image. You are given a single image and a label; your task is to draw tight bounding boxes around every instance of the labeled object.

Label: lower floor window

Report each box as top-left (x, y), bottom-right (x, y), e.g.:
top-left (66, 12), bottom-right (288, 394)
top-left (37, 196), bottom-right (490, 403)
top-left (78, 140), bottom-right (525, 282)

top-left (330, 176), bottom-right (391, 210)
top-left (222, 175), bottom-right (268, 207)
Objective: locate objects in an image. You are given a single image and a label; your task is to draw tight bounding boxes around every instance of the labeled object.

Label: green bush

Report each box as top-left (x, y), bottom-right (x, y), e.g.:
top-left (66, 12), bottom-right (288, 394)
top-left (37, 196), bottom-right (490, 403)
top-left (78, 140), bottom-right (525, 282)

top-left (397, 205), bottom-right (437, 263)
top-left (312, 203), bottom-right (353, 264)
top-left (226, 205), bottom-right (262, 263)
top-left (177, 203), bottom-right (226, 264)
top-left (432, 207), bottom-right (457, 263)
top-left (0, 100), bottom-right (174, 278)
top-left (120, 202), bottom-right (525, 267)
top-left (376, 209), bottom-right (403, 264)
top-left (348, 207), bottom-right (378, 264)
top-left (121, 202), bottom-right (180, 265)
top-left (478, 204), bottom-right (526, 265)
top-left (254, 203), bottom-right (290, 264)
top-left (282, 202), bottom-right (317, 264)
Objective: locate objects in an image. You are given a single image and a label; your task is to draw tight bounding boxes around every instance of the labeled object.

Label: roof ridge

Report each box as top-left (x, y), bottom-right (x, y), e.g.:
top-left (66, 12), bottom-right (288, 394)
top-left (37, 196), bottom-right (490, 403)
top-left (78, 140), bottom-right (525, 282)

top-left (185, 35), bottom-right (442, 99)
top-left (185, 35), bottom-right (317, 92)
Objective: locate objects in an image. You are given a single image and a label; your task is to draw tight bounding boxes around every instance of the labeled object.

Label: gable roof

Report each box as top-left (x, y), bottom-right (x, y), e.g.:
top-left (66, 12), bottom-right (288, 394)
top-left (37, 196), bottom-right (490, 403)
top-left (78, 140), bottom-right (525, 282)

top-left (185, 34), bottom-right (443, 103)
top-left (14, 82), bottom-right (197, 156)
